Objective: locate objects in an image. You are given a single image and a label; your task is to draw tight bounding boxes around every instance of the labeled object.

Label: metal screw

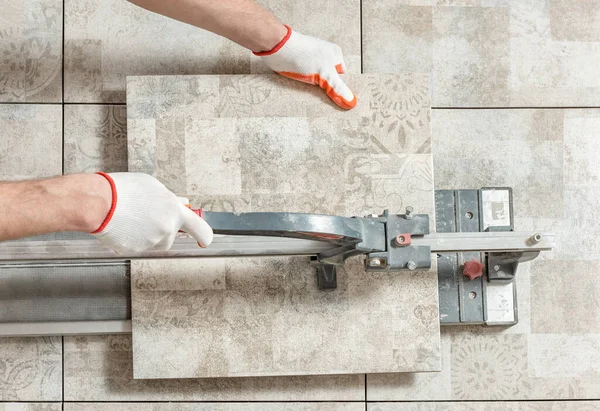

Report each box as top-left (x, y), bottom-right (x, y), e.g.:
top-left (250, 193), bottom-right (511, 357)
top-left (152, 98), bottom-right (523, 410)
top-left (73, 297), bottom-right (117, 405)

top-left (404, 206), bottom-right (414, 220)
top-left (406, 261), bottom-right (417, 270)
top-left (531, 233), bottom-right (543, 244)
top-left (368, 259), bottom-right (382, 267)
top-left (395, 235), bottom-right (406, 247)
top-left (494, 265), bottom-right (500, 271)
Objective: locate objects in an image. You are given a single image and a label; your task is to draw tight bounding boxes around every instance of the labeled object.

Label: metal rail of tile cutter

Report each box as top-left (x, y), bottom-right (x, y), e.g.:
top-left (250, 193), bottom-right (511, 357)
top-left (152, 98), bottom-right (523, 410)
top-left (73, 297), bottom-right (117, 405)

top-left (0, 189), bottom-right (555, 336)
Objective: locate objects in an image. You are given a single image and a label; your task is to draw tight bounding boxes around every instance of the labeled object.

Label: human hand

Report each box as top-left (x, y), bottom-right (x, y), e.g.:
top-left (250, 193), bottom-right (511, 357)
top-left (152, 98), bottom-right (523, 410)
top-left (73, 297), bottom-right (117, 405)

top-left (255, 25), bottom-right (357, 110)
top-left (91, 172), bottom-right (213, 254)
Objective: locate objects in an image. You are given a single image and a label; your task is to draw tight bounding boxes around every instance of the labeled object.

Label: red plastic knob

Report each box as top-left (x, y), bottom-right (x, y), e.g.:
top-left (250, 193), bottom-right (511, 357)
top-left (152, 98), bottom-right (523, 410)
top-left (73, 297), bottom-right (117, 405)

top-left (463, 259), bottom-right (483, 280)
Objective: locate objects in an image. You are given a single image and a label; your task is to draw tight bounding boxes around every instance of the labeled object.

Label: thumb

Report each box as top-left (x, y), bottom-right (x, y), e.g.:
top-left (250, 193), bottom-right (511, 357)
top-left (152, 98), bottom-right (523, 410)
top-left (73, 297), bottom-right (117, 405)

top-left (319, 70), bottom-right (357, 110)
top-left (180, 206), bottom-right (214, 247)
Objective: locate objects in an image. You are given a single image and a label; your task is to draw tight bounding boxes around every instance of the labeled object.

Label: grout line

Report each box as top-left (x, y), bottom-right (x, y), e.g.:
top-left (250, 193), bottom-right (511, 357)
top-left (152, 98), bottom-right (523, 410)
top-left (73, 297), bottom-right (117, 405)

top-left (61, 0), bottom-right (65, 176)
top-left (366, 400), bottom-right (600, 403)
top-left (432, 106), bottom-right (600, 110)
top-left (359, 0), bottom-right (363, 74)
top-left (364, 374), bottom-right (367, 404)
top-left (62, 336), bottom-right (65, 403)
top-left (58, 401), bottom-right (367, 404)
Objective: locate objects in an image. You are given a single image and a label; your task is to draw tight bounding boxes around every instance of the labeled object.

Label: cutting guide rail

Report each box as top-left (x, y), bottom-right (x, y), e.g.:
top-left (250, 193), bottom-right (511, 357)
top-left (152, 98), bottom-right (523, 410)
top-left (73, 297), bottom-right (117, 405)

top-left (0, 188), bottom-right (555, 336)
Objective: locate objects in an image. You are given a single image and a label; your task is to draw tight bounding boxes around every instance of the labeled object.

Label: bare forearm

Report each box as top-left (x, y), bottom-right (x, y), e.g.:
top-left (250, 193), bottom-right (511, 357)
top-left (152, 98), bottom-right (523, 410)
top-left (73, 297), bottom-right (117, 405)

top-left (128, 0), bottom-right (286, 52)
top-left (0, 174), bottom-right (112, 241)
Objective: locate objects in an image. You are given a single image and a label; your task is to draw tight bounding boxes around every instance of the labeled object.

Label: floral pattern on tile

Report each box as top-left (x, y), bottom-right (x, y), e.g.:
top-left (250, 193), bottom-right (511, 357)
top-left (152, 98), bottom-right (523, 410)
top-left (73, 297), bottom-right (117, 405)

top-left (0, 337), bottom-right (61, 401)
top-left (64, 105), bottom-right (127, 173)
top-left (0, 0), bottom-right (62, 102)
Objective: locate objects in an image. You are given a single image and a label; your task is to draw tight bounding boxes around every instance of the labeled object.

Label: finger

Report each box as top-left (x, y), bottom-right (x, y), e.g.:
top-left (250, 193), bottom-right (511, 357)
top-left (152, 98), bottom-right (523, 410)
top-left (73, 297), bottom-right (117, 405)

top-left (180, 206), bottom-right (214, 247)
top-left (333, 45), bottom-right (347, 74)
top-left (318, 70), bottom-right (357, 110)
top-left (177, 196), bottom-right (191, 207)
top-left (150, 231), bottom-right (178, 251)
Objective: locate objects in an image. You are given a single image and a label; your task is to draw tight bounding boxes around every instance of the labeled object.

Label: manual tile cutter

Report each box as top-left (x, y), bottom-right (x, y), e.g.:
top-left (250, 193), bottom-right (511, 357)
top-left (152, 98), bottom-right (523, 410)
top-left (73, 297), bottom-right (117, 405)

top-left (0, 187), bottom-right (554, 336)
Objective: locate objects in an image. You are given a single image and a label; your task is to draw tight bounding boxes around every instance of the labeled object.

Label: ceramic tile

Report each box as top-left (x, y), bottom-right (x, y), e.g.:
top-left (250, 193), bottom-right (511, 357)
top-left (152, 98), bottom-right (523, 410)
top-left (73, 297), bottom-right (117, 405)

top-left (0, 405), bottom-right (61, 411)
top-left (64, 105), bottom-right (128, 174)
top-left (0, 337), bottom-right (62, 401)
top-left (550, 0), bottom-right (600, 42)
top-left (363, 1), bottom-right (600, 106)
top-left (368, 402), bottom-right (600, 411)
top-left (0, 104), bottom-right (62, 180)
top-left (531, 260), bottom-right (600, 334)
top-left (367, 108), bottom-right (600, 400)
top-left (64, 0), bottom-right (360, 103)
top-left (63, 335), bottom-right (364, 401)
top-left (0, 0), bottom-right (62, 102)
top-left (126, 73), bottom-right (438, 378)
top-left (66, 404), bottom-right (364, 411)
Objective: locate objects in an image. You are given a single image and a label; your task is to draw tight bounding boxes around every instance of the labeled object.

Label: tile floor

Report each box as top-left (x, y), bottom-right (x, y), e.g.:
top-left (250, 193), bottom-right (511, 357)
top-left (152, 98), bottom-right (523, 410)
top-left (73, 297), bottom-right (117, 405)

top-left (2, 0), bottom-right (600, 408)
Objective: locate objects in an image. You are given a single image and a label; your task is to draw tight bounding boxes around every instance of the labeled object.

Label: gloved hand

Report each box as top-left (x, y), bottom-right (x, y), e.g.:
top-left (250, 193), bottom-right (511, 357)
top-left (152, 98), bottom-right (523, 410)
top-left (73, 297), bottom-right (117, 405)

top-left (255, 25), bottom-right (357, 110)
top-left (91, 172), bottom-right (213, 254)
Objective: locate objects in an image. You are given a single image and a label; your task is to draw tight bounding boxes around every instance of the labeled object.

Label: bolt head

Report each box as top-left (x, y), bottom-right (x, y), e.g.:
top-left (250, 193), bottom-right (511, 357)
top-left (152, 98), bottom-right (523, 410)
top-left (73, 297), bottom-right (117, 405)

top-left (531, 233), bottom-right (543, 244)
top-left (494, 265), bottom-right (500, 271)
top-left (406, 261), bottom-right (417, 270)
top-left (368, 259), bottom-right (382, 267)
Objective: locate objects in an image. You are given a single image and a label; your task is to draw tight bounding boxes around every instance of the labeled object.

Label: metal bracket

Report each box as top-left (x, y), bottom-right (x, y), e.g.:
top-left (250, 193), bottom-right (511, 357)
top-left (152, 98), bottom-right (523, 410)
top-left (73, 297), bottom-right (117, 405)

top-left (487, 251), bottom-right (540, 282)
top-left (365, 209), bottom-right (431, 272)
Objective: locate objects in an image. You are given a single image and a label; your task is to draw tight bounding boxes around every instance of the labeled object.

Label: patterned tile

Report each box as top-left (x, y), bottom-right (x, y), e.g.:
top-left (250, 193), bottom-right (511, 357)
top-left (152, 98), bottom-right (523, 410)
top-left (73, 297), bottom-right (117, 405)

top-left (367, 108), bottom-right (600, 400)
top-left (363, 1), bottom-right (600, 106)
top-left (64, 0), bottom-right (360, 103)
top-left (63, 335), bottom-right (364, 401)
top-left (368, 402), bottom-right (600, 411)
top-left (0, 0), bottom-right (62, 102)
top-left (64, 105), bottom-right (128, 174)
top-left (531, 260), bottom-right (600, 334)
top-left (0, 104), bottom-right (62, 180)
top-left (126, 73), bottom-right (438, 378)
top-left (0, 337), bottom-right (62, 401)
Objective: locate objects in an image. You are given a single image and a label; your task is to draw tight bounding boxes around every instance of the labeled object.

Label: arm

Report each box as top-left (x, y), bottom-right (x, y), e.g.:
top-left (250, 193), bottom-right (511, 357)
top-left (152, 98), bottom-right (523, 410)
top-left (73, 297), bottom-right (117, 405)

top-left (128, 0), bottom-right (287, 53)
top-left (128, 0), bottom-right (357, 110)
top-left (0, 174), bottom-right (111, 240)
top-left (0, 173), bottom-right (213, 254)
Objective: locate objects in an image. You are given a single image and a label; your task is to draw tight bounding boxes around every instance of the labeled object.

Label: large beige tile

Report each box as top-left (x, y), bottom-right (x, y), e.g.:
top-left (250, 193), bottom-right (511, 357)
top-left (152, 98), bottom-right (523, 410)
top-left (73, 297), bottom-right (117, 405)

top-left (368, 402), bottom-right (600, 411)
top-left (0, 0), bottom-right (62, 102)
top-left (126, 73), bottom-right (438, 379)
top-left (363, 1), bottom-right (600, 106)
top-left (66, 404), bottom-right (364, 411)
top-left (0, 104), bottom-right (62, 180)
top-left (64, 0), bottom-right (360, 103)
top-left (64, 105), bottom-right (128, 174)
top-left (0, 337), bottom-right (62, 401)
top-left (367, 108), bottom-right (600, 400)
top-left (63, 335), bottom-right (364, 401)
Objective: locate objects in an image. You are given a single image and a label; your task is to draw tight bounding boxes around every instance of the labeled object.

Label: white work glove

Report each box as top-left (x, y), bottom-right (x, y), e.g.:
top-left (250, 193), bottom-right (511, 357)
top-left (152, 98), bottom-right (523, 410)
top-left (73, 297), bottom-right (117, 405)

top-left (255, 25), bottom-right (357, 110)
top-left (91, 172), bottom-right (213, 254)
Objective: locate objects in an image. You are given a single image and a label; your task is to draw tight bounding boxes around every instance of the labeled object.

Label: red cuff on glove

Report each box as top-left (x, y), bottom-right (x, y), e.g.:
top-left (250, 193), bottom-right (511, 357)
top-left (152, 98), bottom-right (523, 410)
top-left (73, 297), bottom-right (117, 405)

top-left (253, 25), bottom-right (292, 56)
top-left (91, 172), bottom-right (117, 234)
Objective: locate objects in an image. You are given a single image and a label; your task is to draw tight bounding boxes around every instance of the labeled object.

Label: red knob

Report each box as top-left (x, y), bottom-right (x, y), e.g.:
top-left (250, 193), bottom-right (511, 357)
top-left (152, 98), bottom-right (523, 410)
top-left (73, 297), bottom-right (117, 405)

top-left (463, 259), bottom-right (483, 280)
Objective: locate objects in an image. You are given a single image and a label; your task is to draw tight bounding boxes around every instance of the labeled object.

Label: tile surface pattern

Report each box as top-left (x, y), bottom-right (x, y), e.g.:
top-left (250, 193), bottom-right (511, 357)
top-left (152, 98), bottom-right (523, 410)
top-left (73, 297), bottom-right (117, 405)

top-left (0, 0), bottom-right (62, 102)
top-left (363, 0), bottom-right (600, 106)
top-left (64, 105), bottom-right (128, 173)
top-left (126, 73), bottom-right (439, 379)
top-left (0, 104), bottom-right (62, 180)
top-left (0, 337), bottom-right (62, 401)
top-left (64, 0), bottom-right (360, 103)
top-left (63, 335), bottom-right (364, 401)
top-left (367, 108), bottom-right (600, 400)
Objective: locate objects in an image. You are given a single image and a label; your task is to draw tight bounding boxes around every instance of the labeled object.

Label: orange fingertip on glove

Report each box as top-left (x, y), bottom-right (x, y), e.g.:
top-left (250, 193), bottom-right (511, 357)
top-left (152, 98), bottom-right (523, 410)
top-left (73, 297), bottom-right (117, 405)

top-left (255, 25), bottom-right (358, 110)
